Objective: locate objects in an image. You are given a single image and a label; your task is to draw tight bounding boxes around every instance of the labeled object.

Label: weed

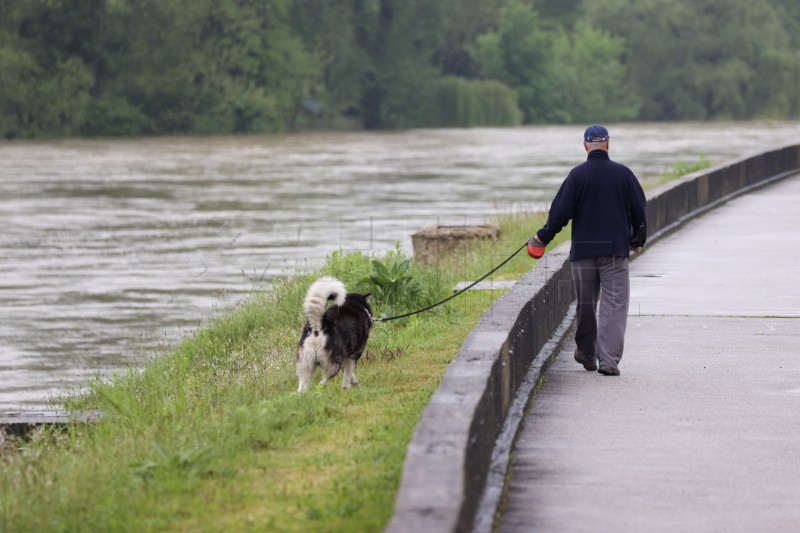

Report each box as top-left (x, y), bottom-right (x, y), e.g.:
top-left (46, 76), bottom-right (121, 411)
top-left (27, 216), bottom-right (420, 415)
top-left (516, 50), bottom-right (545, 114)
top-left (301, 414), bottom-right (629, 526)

top-left (645, 154), bottom-right (713, 188)
top-left (132, 442), bottom-right (216, 481)
top-left (369, 255), bottom-right (420, 316)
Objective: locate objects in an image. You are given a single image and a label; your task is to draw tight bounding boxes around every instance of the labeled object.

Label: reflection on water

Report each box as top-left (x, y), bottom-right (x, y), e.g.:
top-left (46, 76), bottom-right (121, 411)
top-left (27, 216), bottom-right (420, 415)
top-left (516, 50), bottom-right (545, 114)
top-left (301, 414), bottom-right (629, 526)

top-left (1, 123), bottom-right (798, 407)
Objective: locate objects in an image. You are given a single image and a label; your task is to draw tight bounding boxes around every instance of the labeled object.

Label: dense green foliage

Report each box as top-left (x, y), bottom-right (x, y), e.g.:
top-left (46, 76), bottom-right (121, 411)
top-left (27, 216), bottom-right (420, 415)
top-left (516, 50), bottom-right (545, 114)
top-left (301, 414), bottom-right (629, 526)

top-left (2, 0), bottom-right (799, 138)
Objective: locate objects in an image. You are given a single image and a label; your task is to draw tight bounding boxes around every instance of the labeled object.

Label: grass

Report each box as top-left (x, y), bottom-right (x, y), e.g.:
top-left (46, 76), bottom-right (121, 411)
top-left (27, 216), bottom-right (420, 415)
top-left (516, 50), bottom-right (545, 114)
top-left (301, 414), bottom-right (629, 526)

top-left (0, 154), bottom-right (702, 531)
top-left (0, 211), bottom-right (560, 533)
top-left (642, 153), bottom-right (713, 189)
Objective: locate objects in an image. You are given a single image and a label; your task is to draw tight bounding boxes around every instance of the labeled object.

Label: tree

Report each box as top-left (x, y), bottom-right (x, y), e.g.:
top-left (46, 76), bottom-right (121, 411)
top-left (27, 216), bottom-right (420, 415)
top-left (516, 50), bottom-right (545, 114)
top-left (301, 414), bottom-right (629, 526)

top-left (327, 0), bottom-right (447, 129)
top-left (770, 0), bottom-right (800, 48)
top-left (582, 0), bottom-right (796, 120)
top-left (290, 0), bottom-right (509, 129)
top-left (549, 23), bottom-right (639, 123)
top-left (0, 2), bottom-right (93, 138)
top-left (290, 0), bottom-right (372, 124)
top-left (188, 0), bottom-right (313, 133)
top-left (434, 0), bottom-right (505, 78)
top-left (476, 0), bottom-right (558, 123)
top-left (3, 0), bottom-right (800, 137)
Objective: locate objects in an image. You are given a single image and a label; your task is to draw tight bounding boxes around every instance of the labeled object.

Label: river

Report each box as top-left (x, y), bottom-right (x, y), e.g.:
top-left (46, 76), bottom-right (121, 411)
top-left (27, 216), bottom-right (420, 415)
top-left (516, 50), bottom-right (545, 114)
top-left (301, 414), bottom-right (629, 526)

top-left (1, 122), bottom-right (798, 408)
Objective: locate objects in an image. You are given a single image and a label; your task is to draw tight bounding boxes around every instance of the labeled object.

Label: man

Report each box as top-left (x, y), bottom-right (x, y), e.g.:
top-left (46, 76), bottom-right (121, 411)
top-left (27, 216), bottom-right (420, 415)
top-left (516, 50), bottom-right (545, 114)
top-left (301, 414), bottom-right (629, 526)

top-left (530, 124), bottom-right (647, 376)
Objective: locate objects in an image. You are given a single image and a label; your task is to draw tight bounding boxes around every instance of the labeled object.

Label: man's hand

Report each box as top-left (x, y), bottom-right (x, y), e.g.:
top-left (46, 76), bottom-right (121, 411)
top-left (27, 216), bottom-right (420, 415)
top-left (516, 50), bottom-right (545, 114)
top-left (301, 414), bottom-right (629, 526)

top-left (526, 235), bottom-right (546, 259)
top-left (630, 223), bottom-right (646, 250)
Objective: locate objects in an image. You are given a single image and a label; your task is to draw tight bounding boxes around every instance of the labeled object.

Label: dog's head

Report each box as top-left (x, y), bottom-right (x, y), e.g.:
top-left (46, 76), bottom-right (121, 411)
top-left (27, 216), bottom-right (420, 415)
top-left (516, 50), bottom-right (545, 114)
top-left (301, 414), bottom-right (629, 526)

top-left (346, 293), bottom-right (372, 313)
top-left (345, 293), bottom-right (373, 325)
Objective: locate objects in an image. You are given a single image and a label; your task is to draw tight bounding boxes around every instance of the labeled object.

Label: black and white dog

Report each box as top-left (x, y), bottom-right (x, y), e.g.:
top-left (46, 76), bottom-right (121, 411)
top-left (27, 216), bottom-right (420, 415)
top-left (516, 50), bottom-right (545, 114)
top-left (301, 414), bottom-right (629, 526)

top-left (296, 277), bottom-right (373, 392)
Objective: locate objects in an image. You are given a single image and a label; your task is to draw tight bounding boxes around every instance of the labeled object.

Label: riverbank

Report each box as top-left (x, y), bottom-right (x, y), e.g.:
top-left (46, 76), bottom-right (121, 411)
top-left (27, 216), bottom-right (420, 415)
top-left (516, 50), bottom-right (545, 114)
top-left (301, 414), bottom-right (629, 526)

top-left (0, 207), bottom-right (558, 531)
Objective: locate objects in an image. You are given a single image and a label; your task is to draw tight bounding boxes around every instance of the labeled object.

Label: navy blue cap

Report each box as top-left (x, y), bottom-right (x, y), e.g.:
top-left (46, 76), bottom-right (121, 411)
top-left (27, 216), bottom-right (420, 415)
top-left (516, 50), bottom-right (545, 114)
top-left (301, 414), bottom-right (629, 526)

top-left (583, 124), bottom-right (609, 142)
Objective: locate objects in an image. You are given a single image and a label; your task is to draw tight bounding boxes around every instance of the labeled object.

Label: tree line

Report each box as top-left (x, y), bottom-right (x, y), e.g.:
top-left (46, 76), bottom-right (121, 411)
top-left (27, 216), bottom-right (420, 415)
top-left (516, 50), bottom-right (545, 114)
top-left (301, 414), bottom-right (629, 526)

top-left (1, 0), bottom-right (799, 138)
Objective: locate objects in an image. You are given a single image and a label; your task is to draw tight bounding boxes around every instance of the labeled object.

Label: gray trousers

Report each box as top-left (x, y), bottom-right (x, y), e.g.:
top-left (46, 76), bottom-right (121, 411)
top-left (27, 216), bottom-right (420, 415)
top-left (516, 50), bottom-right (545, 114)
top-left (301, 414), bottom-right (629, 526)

top-left (570, 256), bottom-right (630, 368)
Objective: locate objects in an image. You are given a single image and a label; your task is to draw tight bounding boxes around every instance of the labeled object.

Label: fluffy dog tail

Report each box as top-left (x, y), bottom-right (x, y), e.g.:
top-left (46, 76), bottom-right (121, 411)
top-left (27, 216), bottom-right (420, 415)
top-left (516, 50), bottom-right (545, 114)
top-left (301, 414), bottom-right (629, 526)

top-left (303, 277), bottom-right (346, 332)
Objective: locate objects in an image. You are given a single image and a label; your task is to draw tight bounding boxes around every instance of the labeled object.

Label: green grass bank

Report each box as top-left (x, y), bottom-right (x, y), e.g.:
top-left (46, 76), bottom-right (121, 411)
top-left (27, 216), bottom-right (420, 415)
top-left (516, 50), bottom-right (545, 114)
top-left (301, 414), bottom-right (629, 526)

top-left (0, 209), bottom-right (556, 532)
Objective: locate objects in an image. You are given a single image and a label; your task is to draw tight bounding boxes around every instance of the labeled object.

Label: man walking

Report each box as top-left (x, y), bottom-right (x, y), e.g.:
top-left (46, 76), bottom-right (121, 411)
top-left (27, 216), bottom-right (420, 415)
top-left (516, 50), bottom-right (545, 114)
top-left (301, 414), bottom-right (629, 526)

top-left (529, 125), bottom-right (647, 376)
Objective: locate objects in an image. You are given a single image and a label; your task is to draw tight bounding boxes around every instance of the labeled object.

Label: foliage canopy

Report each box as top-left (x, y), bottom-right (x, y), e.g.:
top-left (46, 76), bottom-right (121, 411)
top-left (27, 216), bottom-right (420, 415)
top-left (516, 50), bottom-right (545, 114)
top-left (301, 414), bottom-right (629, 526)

top-left (1, 0), bottom-right (799, 138)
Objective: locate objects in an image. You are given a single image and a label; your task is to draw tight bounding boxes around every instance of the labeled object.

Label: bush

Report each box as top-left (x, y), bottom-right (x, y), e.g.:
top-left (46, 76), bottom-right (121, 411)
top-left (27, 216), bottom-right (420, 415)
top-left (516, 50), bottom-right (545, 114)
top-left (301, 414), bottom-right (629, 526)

top-left (0, 50), bottom-right (92, 138)
top-left (419, 76), bottom-right (522, 128)
top-left (82, 95), bottom-right (154, 136)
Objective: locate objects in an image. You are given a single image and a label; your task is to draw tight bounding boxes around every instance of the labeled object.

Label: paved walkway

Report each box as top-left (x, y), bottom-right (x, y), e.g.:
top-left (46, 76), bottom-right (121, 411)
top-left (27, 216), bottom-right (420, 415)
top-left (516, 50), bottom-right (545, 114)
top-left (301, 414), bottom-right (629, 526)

top-left (499, 175), bottom-right (800, 532)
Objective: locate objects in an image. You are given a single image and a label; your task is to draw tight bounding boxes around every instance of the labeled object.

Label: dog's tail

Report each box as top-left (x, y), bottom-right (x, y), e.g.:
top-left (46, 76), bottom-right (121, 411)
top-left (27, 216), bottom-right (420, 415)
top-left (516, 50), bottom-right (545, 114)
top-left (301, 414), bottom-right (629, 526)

top-left (303, 277), bottom-right (346, 331)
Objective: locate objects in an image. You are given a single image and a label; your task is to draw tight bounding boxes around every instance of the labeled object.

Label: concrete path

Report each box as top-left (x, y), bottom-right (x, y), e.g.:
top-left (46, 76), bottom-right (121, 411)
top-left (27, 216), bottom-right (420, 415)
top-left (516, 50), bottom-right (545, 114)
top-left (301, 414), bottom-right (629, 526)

top-left (498, 175), bottom-right (800, 532)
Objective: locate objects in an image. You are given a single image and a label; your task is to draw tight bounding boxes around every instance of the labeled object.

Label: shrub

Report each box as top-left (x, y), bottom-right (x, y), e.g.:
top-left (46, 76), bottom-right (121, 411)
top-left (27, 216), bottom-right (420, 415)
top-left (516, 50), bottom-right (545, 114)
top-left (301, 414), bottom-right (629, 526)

top-left (420, 76), bottom-right (522, 128)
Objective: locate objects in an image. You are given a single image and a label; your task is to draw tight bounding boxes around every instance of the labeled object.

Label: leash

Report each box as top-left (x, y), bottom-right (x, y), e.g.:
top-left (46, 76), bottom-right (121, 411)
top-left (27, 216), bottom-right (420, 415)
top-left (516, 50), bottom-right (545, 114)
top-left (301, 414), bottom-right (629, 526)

top-left (373, 242), bottom-right (527, 323)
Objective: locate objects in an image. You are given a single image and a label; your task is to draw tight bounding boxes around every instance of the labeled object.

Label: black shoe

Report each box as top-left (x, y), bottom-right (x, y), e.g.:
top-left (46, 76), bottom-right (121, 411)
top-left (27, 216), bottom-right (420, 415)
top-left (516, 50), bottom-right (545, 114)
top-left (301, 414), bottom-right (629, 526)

top-left (574, 348), bottom-right (598, 371)
top-left (597, 364), bottom-right (620, 376)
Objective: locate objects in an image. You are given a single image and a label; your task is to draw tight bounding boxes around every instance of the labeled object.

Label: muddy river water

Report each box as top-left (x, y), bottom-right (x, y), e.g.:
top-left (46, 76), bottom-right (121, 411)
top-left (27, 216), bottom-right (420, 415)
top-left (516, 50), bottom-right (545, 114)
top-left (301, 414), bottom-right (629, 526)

top-left (1, 122), bottom-right (798, 407)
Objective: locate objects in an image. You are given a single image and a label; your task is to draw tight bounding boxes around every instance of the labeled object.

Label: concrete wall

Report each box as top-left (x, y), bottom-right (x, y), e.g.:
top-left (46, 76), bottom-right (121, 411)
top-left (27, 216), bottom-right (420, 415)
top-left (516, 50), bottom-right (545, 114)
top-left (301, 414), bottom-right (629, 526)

top-left (646, 144), bottom-right (800, 241)
top-left (385, 143), bottom-right (800, 533)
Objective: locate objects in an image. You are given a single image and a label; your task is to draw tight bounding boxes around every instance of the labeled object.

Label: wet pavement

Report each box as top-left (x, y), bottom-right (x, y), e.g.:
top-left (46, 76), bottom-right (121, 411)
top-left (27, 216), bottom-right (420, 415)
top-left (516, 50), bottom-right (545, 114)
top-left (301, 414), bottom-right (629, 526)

top-left (499, 175), bottom-right (800, 532)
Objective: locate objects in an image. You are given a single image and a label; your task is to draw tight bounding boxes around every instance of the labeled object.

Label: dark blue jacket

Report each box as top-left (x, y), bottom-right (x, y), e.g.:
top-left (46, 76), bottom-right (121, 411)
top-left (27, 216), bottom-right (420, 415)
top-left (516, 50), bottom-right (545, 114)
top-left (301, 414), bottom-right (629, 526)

top-left (537, 150), bottom-right (647, 261)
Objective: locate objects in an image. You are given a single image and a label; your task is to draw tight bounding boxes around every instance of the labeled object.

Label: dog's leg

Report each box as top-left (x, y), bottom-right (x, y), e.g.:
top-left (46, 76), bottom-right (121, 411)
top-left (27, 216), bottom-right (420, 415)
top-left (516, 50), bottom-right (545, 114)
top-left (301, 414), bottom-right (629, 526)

top-left (297, 372), bottom-right (311, 392)
top-left (296, 349), bottom-right (316, 393)
top-left (341, 359), bottom-right (359, 389)
top-left (349, 351), bottom-right (364, 387)
top-left (297, 370), bottom-right (312, 392)
top-left (341, 359), bottom-right (353, 389)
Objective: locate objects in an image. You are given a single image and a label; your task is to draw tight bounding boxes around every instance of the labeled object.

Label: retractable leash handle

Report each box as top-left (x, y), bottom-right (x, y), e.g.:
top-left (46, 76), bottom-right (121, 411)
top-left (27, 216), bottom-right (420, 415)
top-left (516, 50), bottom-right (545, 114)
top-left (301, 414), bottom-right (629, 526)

top-left (526, 236), bottom-right (545, 259)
